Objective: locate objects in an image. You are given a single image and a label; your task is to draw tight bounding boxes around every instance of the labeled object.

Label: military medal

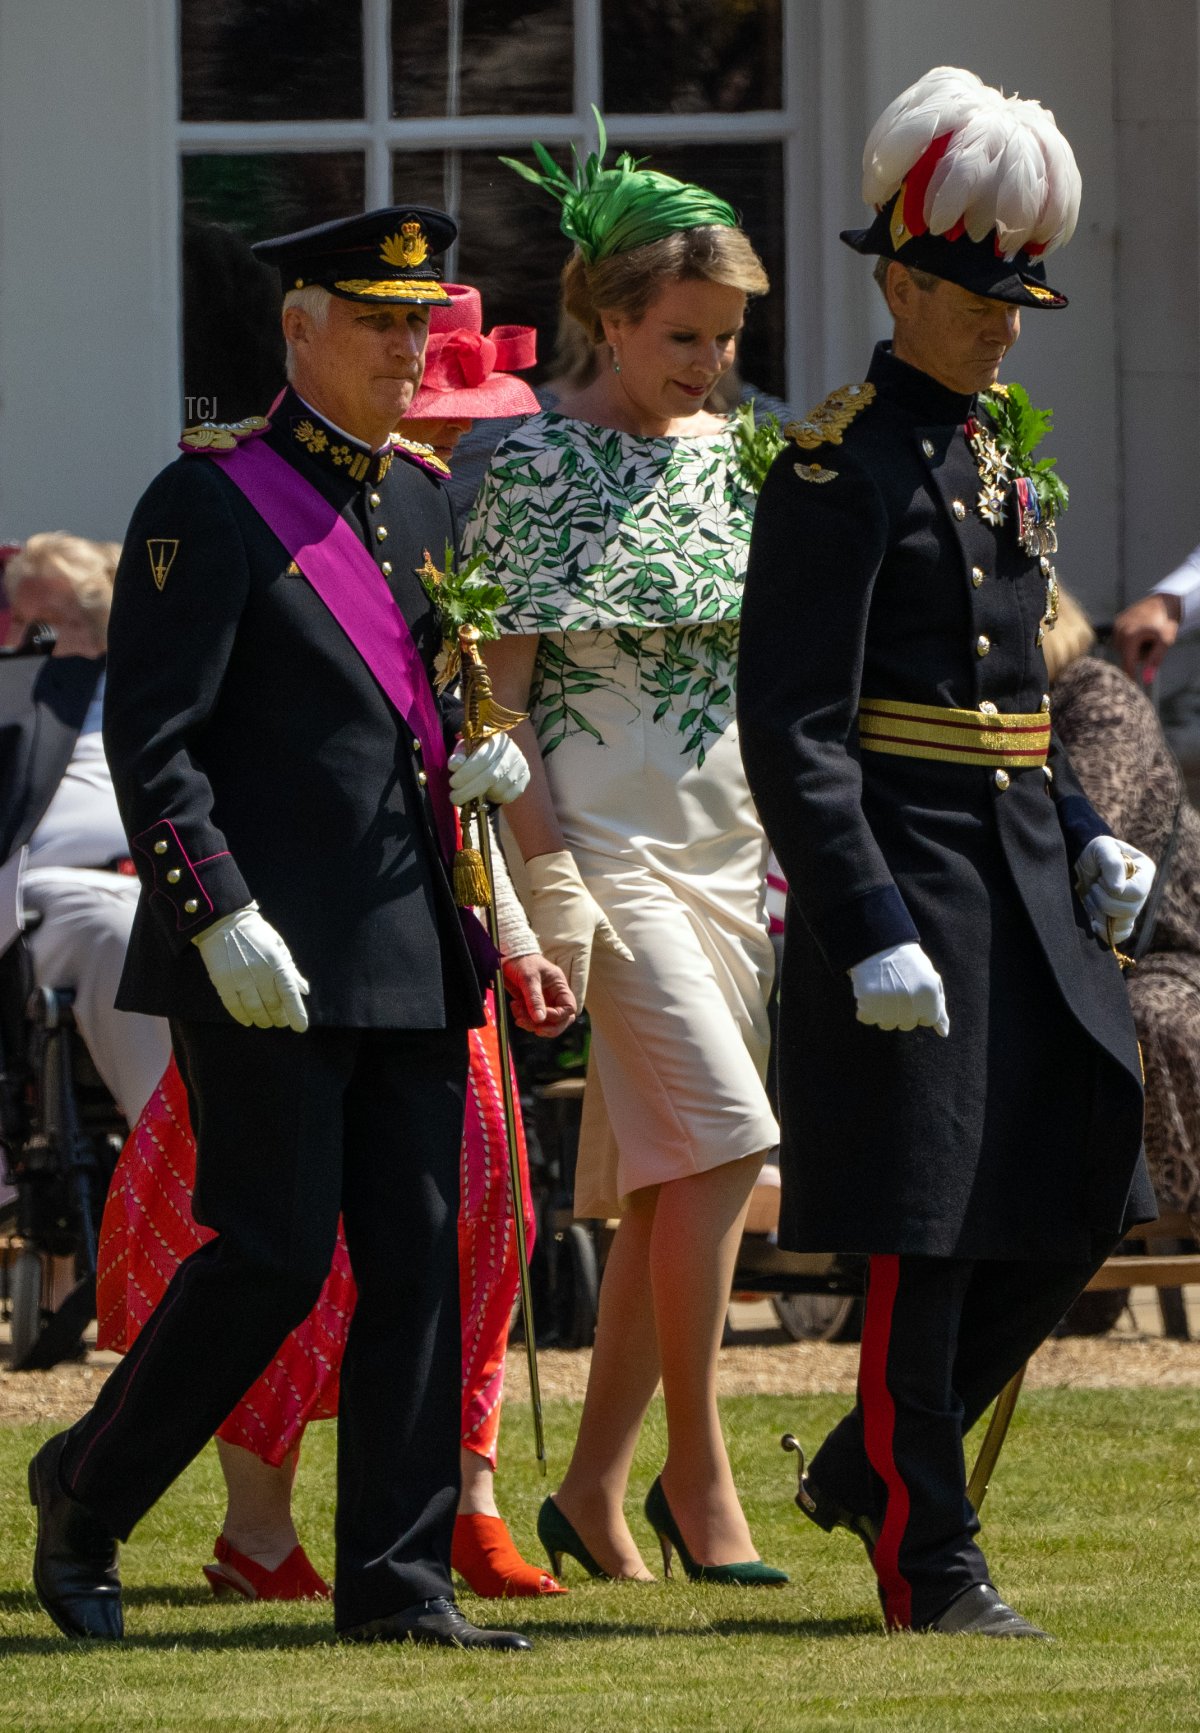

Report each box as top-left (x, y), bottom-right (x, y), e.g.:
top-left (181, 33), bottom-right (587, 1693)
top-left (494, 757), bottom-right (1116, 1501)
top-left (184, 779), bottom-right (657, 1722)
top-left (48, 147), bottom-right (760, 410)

top-left (965, 416), bottom-right (1011, 526)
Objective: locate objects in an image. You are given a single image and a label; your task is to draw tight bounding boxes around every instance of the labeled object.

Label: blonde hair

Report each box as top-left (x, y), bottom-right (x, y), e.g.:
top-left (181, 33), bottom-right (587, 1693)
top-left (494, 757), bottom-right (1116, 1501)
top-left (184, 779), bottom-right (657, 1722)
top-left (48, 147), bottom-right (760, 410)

top-left (5, 533), bottom-right (119, 651)
top-left (282, 284), bottom-right (333, 380)
top-left (1042, 587), bottom-right (1096, 682)
top-left (561, 225), bottom-right (769, 344)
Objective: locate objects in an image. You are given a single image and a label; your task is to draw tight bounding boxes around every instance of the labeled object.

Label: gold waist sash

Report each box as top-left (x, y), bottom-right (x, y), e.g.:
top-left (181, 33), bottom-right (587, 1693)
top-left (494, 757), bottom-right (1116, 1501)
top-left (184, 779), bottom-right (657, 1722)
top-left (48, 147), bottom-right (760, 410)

top-left (857, 698), bottom-right (1051, 769)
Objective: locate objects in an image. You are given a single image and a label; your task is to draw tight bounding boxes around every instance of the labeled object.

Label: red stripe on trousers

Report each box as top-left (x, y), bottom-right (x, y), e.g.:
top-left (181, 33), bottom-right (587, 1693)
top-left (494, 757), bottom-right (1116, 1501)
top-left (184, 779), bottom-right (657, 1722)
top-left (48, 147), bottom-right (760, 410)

top-left (860, 1254), bottom-right (913, 1629)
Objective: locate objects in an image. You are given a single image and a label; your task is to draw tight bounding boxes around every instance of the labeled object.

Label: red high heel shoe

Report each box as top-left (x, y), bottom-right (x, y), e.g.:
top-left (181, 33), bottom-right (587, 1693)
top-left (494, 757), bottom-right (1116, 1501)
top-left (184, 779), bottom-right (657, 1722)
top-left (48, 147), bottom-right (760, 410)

top-left (202, 1534), bottom-right (332, 1601)
top-left (452, 1512), bottom-right (567, 1598)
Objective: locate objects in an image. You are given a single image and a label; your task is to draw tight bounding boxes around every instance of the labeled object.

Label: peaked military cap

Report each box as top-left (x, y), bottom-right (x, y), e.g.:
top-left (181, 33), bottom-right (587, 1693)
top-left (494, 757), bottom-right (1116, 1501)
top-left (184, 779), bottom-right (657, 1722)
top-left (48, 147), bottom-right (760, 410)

top-left (842, 67), bottom-right (1081, 310)
top-left (252, 204), bottom-right (457, 306)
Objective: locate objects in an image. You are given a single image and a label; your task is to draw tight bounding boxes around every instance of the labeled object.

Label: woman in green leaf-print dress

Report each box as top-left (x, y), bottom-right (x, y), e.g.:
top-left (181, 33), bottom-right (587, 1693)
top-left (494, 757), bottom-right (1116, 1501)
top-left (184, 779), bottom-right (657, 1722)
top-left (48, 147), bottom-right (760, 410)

top-left (467, 135), bottom-right (785, 1586)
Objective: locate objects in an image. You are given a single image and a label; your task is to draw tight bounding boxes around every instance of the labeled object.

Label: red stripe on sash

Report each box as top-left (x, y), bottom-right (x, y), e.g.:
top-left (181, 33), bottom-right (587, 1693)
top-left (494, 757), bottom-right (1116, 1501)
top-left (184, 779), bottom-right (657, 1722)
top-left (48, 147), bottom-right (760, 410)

top-left (860, 1254), bottom-right (913, 1629)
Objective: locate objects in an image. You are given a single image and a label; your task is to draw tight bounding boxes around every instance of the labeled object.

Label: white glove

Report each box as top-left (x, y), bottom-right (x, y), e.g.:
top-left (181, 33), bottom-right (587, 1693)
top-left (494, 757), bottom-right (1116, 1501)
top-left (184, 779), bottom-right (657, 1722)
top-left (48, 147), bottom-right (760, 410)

top-left (849, 941), bottom-right (950, 1037)
top-left (1075, 836), bottom-right (1155, 945)
top-left (522, 848), bottom-right (634, 1007)
top-left (448, 732), bottom-right (530, 806)
top-left (193, 904), bottom-right (310, 1032)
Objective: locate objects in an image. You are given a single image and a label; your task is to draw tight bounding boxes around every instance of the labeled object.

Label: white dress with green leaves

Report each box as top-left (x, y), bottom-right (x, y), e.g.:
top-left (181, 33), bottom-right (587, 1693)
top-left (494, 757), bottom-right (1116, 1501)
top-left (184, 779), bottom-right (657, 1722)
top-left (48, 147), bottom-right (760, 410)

top-left (466, 412), bottom-right (778, 1217)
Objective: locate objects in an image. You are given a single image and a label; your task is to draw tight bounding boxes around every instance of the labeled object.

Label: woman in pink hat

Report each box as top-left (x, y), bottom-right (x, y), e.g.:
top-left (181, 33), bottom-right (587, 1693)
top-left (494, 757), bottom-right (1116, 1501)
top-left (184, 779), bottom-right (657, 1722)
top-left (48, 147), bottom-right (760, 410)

top-left (401, 282), bottom-right (540, 471)
top-left (96, 289), bottom-right (569, 1602)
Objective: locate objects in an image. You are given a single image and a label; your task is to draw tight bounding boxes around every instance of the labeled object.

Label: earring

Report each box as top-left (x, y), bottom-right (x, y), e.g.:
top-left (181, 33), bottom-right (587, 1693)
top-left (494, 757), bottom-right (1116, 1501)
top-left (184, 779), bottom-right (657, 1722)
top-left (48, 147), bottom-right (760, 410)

top-left (611, 346), bottom-right (621, 375)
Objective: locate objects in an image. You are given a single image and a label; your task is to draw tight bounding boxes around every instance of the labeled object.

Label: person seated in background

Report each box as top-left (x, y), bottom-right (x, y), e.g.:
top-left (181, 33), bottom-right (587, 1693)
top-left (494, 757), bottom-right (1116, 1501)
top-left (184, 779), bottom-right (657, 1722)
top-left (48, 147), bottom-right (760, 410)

top-left (1045, 591), bottom-right (1200, 1237)
top-left (1, 533), bottom-right (170, 1125)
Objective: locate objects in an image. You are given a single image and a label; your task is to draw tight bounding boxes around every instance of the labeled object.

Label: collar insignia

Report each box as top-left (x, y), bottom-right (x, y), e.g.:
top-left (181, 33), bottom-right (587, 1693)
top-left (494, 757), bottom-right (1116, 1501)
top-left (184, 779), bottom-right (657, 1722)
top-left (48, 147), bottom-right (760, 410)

top-left (291, 415), bottom-right (394, 485)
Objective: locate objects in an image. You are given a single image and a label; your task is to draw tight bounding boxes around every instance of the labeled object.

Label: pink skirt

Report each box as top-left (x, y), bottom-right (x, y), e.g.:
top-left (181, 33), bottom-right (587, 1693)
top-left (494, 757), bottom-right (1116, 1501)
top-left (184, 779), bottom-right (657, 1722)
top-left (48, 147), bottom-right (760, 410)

top-left (96, 1000), bottom-right (534, 1469)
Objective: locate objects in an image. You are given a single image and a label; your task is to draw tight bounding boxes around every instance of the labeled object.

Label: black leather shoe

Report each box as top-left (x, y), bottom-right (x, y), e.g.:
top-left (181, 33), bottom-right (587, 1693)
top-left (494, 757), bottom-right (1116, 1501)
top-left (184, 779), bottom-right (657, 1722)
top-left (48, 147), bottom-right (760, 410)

top-left (925, 1583), bottom-right (1051, 1640)
top-left (28, 1434), bottom-right (123, 1641)
top-left (782, 1436), bottom-right (878, 1559)
top-left (340, 1597), bottom-right (532, 1650)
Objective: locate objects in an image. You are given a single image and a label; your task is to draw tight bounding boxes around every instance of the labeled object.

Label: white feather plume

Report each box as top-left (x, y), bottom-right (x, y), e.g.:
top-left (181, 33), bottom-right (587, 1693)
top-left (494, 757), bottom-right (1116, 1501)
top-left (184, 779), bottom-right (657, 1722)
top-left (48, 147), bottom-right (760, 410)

top-left (862, 67), bottom-right (987, 207)
top-left (862, 66), bottom-right (1081, 258)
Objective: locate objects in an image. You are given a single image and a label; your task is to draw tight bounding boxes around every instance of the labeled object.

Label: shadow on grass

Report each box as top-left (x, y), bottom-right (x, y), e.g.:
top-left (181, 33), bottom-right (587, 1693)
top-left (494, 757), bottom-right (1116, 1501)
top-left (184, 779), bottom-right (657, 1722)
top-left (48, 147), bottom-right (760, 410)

top-left (0, 1605), bottom-right (877, 1655)
top-left (0, 1585), bottom-right (214, 1611)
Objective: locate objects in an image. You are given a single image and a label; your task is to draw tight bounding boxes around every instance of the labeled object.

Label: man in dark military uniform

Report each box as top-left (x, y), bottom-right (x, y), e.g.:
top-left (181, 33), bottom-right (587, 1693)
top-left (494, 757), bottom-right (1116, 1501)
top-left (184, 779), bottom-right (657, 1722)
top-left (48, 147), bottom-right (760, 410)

top-left (739, 69), bottom-right (1158, 1638)
top-left (27, 206), bottom-right (534, 1651)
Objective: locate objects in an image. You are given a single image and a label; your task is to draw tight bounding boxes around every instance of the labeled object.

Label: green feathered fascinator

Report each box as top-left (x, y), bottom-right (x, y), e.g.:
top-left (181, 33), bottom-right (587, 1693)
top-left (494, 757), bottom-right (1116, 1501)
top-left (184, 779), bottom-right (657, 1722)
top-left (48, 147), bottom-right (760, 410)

top-left (500, 109), bottom-right (737, 265)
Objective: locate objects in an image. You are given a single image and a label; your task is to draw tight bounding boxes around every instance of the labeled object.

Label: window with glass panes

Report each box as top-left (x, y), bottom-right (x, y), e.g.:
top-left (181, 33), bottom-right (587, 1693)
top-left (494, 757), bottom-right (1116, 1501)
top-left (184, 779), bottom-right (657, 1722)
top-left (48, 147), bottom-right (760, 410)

top-left (178, 0), bottom-right (791, 425)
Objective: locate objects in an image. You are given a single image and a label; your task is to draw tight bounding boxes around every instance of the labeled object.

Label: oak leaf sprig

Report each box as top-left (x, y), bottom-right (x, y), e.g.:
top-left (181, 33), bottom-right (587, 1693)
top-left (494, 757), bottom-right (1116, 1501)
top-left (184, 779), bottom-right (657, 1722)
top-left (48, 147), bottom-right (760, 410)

top-left (732, 399), bottom-right (787, 494)
top-left (978, 382), bottom-right (1069, 519)
top-left (417, 543), bottom-right (510, 689)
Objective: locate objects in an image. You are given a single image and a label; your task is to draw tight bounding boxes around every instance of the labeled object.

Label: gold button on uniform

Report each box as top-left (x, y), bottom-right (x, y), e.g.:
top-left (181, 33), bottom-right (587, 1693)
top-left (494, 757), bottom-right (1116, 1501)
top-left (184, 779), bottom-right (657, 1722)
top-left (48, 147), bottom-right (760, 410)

top-left (412, 738), bottom-right (422, 754)
top-left (971, 565), bottom-right (985, 587)
top-left (381, 560), bottom-right (393, 576)
top-left (1043, 764), bottom-right (1055, 782)
top-left (417, 770), bottom-right (428, 787)
top-left (154, 840), bottom-right (168, 855)
top-left (994, 769), bottom-right (1010, 791)
top-left (1040, 693), bottom-right (1050, 713)
top-left (167, 868), bottom-right (181, 884)
top-left (376, 526), bottom-right (388, 543)
top-left (979, 700), bottom-right (998, 715)
top-left (921, 438), bottom-right (935, 458)
top-left (976, 634), bottom-right (991, 657)
top-left (368, 491), bottom-right (381, 508)
top-left (184, 898), bottom-right (199, 914)
top-left (1037, 624), bottom-right (1045, 645)
top-left (952, 500), bottom-right (966, 521)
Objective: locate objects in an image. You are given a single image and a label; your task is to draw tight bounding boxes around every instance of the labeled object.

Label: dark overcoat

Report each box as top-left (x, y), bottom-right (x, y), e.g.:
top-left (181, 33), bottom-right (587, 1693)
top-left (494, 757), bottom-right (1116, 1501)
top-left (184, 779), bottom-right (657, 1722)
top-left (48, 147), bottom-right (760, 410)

top-left (738, 343), bottom-right (1154, 1261)
top-left (105, 387), bottom-right (483, 1032)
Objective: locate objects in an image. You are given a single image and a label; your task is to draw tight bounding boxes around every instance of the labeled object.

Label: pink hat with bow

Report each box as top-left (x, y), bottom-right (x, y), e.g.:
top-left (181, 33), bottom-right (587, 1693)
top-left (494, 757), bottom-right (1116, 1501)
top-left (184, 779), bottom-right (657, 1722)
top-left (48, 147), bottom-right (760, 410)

top-left (405, 283), bottom-right (540, 419)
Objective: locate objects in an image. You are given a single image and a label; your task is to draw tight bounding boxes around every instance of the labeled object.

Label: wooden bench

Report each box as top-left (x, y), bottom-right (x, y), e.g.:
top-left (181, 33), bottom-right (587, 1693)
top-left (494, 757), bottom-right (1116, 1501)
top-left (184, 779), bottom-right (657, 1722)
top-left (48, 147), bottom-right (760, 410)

top-left (1086, 1211), bottom-right (1200, 1294)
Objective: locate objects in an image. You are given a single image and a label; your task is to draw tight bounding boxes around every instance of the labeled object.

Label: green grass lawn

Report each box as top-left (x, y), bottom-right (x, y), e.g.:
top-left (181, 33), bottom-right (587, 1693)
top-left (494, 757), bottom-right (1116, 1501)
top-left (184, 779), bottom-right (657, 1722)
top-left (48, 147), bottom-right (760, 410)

top-left (2, 1390), bottom-right (1198, 1732)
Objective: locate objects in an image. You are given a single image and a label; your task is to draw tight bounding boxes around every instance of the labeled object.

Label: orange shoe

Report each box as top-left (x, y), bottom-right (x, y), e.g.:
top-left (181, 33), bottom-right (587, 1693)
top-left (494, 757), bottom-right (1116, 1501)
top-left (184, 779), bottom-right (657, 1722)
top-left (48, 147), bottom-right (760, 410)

top-left (202, 1534), bottom-right (332, 1602)
top-left (452, 1512), bottom-right (568, 1598)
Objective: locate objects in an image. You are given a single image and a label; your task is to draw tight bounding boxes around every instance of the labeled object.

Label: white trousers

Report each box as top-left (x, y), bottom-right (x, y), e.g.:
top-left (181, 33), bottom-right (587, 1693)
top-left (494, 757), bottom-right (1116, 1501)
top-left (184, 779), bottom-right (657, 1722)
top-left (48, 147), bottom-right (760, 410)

top-left (20, 867), bottom-right (170, 1126)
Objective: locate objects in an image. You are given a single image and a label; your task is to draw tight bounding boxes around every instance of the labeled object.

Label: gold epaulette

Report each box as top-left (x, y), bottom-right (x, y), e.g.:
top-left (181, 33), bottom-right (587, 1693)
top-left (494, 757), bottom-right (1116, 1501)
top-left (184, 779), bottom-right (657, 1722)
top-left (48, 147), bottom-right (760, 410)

top-left (390, 434), bottom-right (451, 476)
top-left (785, 383), bottom-right (876, 451)
top-left (179, 415), bottom-right (270, 452)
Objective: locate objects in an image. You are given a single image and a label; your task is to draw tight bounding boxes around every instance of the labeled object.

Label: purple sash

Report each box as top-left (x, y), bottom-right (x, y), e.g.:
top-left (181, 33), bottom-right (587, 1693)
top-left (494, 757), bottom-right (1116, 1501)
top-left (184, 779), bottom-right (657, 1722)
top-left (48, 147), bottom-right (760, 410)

top-left (214, 437), bottom-right (456, 861)
top-left (211, 437), bottom-right (500, 979)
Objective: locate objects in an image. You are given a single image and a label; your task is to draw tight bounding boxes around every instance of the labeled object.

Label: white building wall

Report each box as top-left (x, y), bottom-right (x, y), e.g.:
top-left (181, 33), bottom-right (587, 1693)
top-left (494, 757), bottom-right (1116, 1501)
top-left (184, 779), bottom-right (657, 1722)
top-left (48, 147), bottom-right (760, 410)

top-left (0, 0), bottom-right (179, 542)
top-left (1113, 0), bottom-right (1200, 602)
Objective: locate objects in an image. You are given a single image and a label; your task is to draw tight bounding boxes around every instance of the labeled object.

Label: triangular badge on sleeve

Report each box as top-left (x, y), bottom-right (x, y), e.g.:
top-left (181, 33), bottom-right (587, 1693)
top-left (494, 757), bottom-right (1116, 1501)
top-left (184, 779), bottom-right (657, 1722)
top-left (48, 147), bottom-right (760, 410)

top-left (147, 539), bottom-right (179, 591)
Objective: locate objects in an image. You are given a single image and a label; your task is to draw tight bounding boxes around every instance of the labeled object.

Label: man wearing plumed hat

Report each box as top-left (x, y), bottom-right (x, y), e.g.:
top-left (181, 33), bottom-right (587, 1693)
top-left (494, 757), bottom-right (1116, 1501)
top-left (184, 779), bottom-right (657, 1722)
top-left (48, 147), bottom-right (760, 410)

top-left (740, 69), bottom-right (1157, 1637)
top-left (26, 205), bottom-right (534, 1651)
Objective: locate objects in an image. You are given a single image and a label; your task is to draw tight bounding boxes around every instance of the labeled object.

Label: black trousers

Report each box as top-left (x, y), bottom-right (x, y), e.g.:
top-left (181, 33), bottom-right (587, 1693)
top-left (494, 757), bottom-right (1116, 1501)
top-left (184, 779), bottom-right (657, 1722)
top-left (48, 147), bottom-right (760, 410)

top-left (60, 1017), bottom-right (468, 1631)
top-left (808, 1250), bottom-right (1103, 1629)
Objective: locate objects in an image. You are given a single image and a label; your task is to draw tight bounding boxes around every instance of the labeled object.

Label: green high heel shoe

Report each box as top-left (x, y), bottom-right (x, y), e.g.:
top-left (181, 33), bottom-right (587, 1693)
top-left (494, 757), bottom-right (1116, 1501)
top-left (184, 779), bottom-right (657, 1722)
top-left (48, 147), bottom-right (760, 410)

top-left (643, 1477), bottom-right (789, 1586)
top-left (536, 1496), bottom-right (610, 1581)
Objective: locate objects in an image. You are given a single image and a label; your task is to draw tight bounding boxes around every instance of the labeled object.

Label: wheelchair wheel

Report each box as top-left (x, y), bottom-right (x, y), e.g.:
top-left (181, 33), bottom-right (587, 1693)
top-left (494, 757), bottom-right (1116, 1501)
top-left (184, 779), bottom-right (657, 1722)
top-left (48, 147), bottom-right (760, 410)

top-left (9, 1248), bottom-right (46, 1365)
top-left (772, 1292), bottom-right (863, 1343)
top-left (552, 1222), bottom-right (599, 1350)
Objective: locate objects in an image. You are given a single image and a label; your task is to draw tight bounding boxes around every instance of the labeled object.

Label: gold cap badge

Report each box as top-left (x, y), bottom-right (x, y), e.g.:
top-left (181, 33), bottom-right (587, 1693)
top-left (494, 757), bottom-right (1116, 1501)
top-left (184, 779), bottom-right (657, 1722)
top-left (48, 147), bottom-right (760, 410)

top-left (381, 222), bottom-right (429, 270)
